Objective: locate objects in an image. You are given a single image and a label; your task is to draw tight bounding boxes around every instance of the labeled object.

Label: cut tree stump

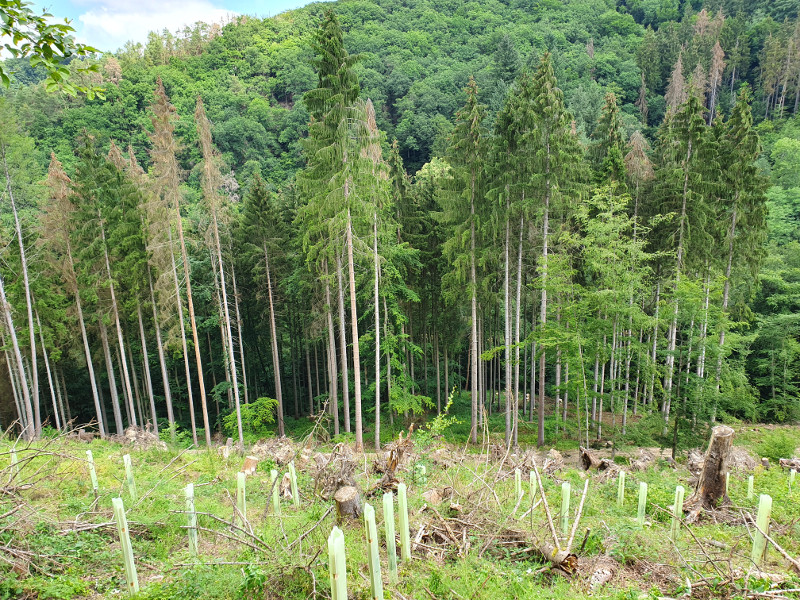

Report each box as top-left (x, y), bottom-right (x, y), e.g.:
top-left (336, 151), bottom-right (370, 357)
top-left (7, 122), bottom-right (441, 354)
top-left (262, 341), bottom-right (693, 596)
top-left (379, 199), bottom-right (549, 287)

top-left (334, 486), bottom-right (362, 522)
top-left (579, 447), bottom-right (601, 471)
top-left (684, 425), bottom-right (734, 522)
top-left (241, 456), bottom-right (258, 476)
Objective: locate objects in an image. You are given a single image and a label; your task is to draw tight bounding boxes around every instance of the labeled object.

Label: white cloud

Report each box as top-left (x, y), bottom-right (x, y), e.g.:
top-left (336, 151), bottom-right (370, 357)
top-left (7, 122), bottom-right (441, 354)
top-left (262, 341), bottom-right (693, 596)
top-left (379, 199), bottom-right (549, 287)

top-left (77, 0), bottom-right (237, 51)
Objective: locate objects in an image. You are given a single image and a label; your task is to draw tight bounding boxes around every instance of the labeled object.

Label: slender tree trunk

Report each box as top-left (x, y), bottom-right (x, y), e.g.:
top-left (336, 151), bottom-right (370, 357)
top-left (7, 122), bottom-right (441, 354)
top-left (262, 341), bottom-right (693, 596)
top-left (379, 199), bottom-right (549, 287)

top-left (137, 305), bottom-right (158, 434)
top-left (714, 206), bottom-right (738, 420)
top-left (306, 342), bottom-right (314, 415)
top-left (374, 213), bottom-right (381, 450)
top-left (346, 211), bottom-right (364, 451)
top-left (538, 150), bottom-right (551, 447)
top-left (435, 330), bottom-right (441, 414)
top-left (174, 195), bottom-right (210, 445)
top-left (513, 217), bottom-right (523, 447)
top-left (504, 212), bottom-right (512, 447)
top-left (54, 362), bottom-right (68, 428)
top-left (0, 274), bottom-right (33, 439)
top-left (100, 321), bottom-right (124, 434)
top-left (336, 254), bottom-right (351, 432)
top-left (649, 280), bottom-right (661, 407)
top-left (168, 229), bottom-right (197, 446)
top-left (100, 219), bottom-right (137, 428)
top-left (264, 248), bottom-right (284, 437)
top-left (126, 335), bottom-right (146, 429)
top-left (3, 149), bottom-right (39, 438)
top-left (664, 139), bottom-right (693, 427)
top-left (324, 260), bottom-right (339, 436)
top-left (470, 172), bottom-right (479, 445)
top-left (148, 267), bottom-right (173, 439)
top-left (211, 209), bottom-right (243, 445)
top-left (230, 259), bottom-right (249, 406)
top-left (384, 297), bottom-right (393, 428)
top-left (67, 243), bottom-right (104, 435)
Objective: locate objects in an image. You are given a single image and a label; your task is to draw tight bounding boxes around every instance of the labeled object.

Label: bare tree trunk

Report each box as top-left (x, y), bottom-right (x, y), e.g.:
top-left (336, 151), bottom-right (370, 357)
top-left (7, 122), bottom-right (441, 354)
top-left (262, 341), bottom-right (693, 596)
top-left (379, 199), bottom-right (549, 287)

top-left (100, 321), bottom-right (124, 433)
top-left (384, 297), bottom-right (393, 428)
top-left (336, 254), bottom-right (351, 433)
top-left (174, 195), bottom-right (210, 445)
top-left (230, 259), bottom-right (249, 405)
top-left (374, 213), bottom-right (381, 450)
top-left (714, 206), bottom-right (738, 421)
top-left (100, 219), bottom-right (137, 428)
top-left (148, 267), bottom-right (173, 439)
top-left (513, 217), bottom-right (523, 447)
top-left (470, 172), bottom-right (479, 445)
top-left (36, 315), bottom-right (60, 432)
top-left (346, 212), bottom-right (364, 451)
top-left (3, 148), bottom-right (39, 438)
top-left (306, 342), bottom-right (314, 415)
top-left (0, 274), bottom-right (33, 438)
top-left (264, 248), bottom-right (284, 437)
top-left (137, 305), bottom-right (158, 435)
top-left (211, 209), bottom-right (243, 446)
top-left (538, 173), bottom-right (550, 447)
top-left (67, 243), bottom-right (104, 436)
top-left (169, 228), bottom-right (197, 445)
top-left (126, 335), bottom-right (146, 428)
top-left (664, 139), bottom-right (693, 427)
top-left (504, 212), bottom-right (512, 447)
top-left (435, 330), bottom-right (441, 414)
top-left (3, 337), bottom-right (26, 431)
top-left (444, 345), bottom-right (449, 403)
top-left (324, 260), bottom-right (340, 436)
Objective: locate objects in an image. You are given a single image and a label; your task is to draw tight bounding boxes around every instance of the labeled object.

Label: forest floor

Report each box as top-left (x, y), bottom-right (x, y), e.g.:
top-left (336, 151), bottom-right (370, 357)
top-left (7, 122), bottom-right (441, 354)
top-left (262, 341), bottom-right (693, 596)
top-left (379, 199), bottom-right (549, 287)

top-left (2, 420), bottom-right (800, 600)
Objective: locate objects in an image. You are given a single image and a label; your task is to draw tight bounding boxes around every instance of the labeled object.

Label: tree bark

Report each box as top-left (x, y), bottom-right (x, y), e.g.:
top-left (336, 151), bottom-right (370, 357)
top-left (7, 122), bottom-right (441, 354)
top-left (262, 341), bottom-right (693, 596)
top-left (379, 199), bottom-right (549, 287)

top-left (347, 212), bottom-right (364, 451)
top-left (3, 148), bottom-right (39, 438)
top-left (137, 305), bottom-right (158, 434)
top-left (168, 228), bottom-right (197, 445)
top-left (324, 260), bottom-right (340, 436)
top-left (148, 266), bottom-right (173, 439)
top-left (174, 193), bottom-right (210, 445)
top-left (230, 258), bottom-right (249, 406)
top-left (336, 253), bottom-right (351, 433)
top-left (99, 321), bottom-right (124, 434)
top-left (684, 425), bottom-right (734, 521)
top-left (0, 272), bottom-right (33, 438)
top-left (374, 213), bottom-right (381, 450)
top-left (264, 247), bottom-right (284, 437)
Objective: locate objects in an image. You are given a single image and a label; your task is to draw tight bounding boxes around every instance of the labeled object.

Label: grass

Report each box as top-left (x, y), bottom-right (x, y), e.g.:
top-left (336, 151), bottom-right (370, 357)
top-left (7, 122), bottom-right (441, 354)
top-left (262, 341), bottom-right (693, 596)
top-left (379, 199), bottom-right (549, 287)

top-left (3, 414), bottom-right (800, 599)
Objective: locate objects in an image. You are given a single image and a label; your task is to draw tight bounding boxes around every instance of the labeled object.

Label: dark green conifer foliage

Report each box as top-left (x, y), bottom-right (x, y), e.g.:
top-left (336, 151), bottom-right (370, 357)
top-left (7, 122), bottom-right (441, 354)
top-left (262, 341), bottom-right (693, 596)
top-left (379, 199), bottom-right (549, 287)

top-left (591, 92), bottom-right (627, 183)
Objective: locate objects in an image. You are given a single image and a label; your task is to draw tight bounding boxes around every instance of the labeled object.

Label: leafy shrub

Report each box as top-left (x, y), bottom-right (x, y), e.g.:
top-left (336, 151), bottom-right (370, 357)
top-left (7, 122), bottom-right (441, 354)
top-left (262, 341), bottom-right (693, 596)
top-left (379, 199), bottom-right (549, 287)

top-left (222, 397), bottom-right (278, 442)
top-left (757, 430), bottom-right (798, 462)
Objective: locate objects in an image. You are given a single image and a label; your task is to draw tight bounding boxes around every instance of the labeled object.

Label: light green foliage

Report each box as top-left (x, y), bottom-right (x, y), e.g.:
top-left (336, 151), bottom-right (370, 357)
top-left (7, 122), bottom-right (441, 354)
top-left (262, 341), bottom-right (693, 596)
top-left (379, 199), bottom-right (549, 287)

top-left (222, 397), bottom-right (278, 442)
top-left (757, 430), bottom-right (798, 462)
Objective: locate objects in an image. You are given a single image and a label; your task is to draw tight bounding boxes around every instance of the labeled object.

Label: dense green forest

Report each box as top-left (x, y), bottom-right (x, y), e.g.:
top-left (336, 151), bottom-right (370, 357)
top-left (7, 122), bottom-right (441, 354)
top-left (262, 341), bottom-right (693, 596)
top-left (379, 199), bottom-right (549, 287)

top-left (0, 0), bottom-right (799, 451)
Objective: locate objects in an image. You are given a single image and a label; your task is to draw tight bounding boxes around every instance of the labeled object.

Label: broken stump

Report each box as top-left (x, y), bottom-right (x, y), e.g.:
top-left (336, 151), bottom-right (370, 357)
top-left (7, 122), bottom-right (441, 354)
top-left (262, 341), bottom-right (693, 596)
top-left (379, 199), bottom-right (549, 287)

top-left (684, 425), bottom-right (734, 522)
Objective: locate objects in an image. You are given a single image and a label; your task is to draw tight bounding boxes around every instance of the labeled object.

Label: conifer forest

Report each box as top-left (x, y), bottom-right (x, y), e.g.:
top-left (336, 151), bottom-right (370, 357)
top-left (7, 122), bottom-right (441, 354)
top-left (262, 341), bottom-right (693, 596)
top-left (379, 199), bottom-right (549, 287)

top-left (3, 0), bottom-right (799, 451)
top-left (3, 0), bottom-right (800, 598)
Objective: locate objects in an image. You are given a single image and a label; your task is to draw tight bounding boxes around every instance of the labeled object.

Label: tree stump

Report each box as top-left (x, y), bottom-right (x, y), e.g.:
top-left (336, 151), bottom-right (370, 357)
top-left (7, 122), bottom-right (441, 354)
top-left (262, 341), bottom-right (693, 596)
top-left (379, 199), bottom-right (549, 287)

top-left (684, 425), bottom-right (734, 522)
top-left (579, 447), bottom-right (601, 471)
top-left (334, 486), bottom-right (362, 522)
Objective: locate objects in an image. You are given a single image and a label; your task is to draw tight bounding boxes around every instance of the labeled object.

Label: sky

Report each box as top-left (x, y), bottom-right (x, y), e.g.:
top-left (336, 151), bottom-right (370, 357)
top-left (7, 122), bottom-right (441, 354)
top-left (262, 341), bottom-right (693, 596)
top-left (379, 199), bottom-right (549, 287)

top-left (28, 0), bottom-right (321, 52)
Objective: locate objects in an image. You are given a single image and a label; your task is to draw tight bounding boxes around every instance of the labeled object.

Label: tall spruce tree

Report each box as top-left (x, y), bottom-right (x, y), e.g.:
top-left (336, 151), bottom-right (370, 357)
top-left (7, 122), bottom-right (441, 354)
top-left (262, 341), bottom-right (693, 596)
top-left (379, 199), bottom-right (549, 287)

top-left (441, 76), bottom-right (487, 445)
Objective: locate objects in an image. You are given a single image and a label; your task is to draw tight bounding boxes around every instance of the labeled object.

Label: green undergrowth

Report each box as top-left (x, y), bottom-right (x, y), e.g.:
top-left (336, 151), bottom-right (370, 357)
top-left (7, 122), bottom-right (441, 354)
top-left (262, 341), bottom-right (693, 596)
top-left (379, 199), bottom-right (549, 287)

top-left (2, 430), bottom-right (800, 600)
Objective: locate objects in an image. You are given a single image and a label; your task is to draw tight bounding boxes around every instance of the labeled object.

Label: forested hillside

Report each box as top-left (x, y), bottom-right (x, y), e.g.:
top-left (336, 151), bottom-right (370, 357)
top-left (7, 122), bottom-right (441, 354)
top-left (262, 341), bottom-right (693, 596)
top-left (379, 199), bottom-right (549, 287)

top-left (0, 0), bottom-right (799, 450)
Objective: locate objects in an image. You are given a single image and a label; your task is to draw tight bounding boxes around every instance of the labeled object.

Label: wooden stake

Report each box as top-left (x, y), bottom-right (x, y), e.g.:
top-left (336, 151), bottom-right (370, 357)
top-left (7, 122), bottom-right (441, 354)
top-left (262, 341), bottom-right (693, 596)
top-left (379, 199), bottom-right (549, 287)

top-left (383, 492), bottom-right (398, 584)
top-left (185, 483), bottom-right (198, 555)
top-left (112, 497), bottom-right (139, 595)
top-left (327, 526), bottom-right (347, 600)
top-left (123, 454), bottom-right (137, 502)
top-left (670, 485), bottom-right (685, 540)
top-left (363, 503), bottom-right (384, 600)
top-left (751, 494), bottom-right (772, 565)
top-left (86, 450), bottom-right (99, 498)
top-left (617, 471), bottom-right (626, 508)
top-left (637, 481), bottom-right (647, 527)
top-left (270, 469), bottom-right (281, 516)
top-left (397, 482), bottom-right (411, 561)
